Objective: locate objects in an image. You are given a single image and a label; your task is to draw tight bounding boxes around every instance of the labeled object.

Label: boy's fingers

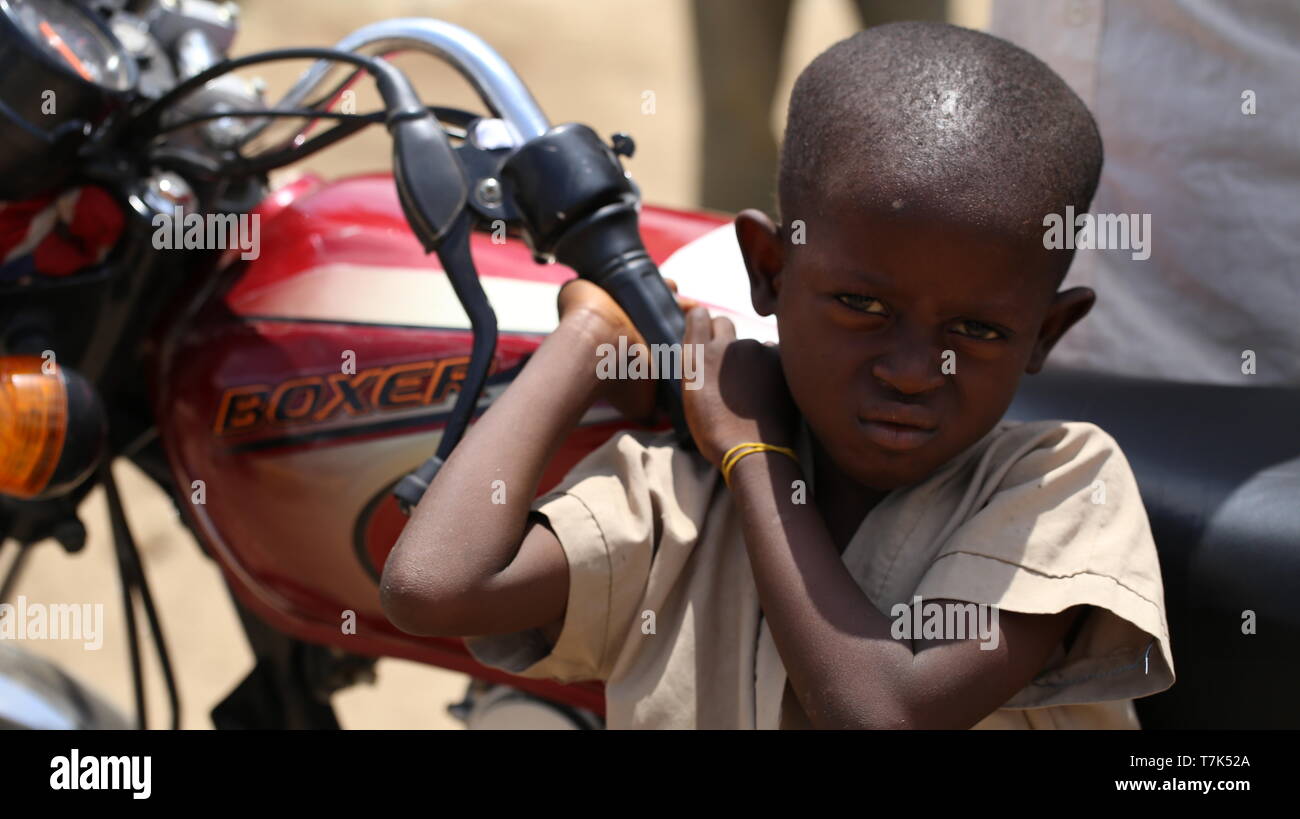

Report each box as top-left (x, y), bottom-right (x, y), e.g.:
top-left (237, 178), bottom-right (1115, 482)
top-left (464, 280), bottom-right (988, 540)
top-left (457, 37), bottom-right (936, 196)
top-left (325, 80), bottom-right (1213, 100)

top-left (555, 277), bottom-right (592, 311)
top-left (712, 315), bottom-right (737, 342)
top-left (664, 277), bottom-right (678, 293)
top-left (555, 277), bottom-right (576, 304)
top-left (684, 305), bottom-right (712, 343)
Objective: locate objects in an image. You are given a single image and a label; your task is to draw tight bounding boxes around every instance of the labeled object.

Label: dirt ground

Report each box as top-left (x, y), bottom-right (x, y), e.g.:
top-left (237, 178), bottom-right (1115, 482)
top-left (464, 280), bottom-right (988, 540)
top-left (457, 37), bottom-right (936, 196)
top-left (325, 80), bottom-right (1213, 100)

top-left (4, 0), bottom-right (988, 729)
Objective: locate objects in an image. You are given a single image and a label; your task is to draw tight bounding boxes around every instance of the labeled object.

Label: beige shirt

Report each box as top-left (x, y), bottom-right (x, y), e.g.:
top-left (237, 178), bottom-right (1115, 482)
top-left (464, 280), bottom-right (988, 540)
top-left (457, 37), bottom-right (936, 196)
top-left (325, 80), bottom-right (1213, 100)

top-left (465, 418), bottom-right (1175, 729)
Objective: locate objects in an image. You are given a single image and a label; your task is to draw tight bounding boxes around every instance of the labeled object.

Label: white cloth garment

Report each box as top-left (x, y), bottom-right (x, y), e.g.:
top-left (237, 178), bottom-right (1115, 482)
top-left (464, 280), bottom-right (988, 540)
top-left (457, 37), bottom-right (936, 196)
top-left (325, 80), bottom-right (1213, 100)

top-left (989, 0), bottom-right (1300, 385)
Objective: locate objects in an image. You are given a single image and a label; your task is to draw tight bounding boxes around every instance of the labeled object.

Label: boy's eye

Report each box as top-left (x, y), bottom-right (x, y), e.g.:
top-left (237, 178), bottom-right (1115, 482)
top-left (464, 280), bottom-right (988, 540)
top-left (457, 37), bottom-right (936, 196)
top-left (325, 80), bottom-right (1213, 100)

top-left (951, 319), bottom-right (1005, 341)
top-left (836, 294), bottom-right (888, 315)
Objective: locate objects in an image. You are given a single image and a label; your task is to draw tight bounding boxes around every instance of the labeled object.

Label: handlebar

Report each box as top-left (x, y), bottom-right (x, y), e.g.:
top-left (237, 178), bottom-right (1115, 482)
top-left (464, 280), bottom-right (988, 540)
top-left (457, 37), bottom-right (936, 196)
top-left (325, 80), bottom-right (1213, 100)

top-left (249, 19), bottom-right (550, 146)
top-left (235, 20), bottom-right (690, 508)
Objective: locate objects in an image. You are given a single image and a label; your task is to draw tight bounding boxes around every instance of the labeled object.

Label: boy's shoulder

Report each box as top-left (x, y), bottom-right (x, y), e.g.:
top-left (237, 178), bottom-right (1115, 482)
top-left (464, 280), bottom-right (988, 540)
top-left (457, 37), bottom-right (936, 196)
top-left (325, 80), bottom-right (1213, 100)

top-left (905, 416), bottom-right (1148, 548)
top-left (984, 416), bottom-right (1126, 455)
top-left (851, 416), bottom-right (1148, 570)
top-left (562, 426), bottom-right (715, 490)
top-left (539, 426), bottom-right (723, 541)
top-left (957, 417), bottom-right (1136, 491)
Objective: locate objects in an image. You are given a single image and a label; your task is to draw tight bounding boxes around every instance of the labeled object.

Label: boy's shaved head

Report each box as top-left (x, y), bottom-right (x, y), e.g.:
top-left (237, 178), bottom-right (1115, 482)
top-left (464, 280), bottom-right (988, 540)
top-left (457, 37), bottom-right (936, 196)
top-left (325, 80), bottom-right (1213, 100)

top-left (778, 21), bottom-right (1102, 268)
top-left (737, 22), bottom-right (1104, 492)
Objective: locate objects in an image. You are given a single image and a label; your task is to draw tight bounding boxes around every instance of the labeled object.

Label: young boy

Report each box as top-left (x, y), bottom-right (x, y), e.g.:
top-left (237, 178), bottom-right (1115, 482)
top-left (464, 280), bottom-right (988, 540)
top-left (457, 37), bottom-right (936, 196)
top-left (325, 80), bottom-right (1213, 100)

top-left (380, 21), bottom-right (1175, 729)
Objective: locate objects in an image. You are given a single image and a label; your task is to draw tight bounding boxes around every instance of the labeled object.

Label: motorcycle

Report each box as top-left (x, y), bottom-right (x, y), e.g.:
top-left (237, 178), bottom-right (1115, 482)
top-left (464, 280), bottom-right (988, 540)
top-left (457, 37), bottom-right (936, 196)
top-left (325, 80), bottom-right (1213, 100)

top-left (0, 0), bottom-right (766, 730)
top-left (1, 0), bottom-right (1296, 731)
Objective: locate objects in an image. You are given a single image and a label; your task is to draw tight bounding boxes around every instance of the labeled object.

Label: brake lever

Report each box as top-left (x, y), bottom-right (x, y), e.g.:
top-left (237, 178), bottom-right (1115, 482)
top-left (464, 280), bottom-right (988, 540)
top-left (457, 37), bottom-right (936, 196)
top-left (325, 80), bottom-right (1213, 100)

top-left (391, 211), bottom-right (499, 513)
top-left (370, 57), bottom-right (468, 251)
top-left (384, 76), bottom-right (691, 511)
top-left (372, 60), bottom-right (501, 512)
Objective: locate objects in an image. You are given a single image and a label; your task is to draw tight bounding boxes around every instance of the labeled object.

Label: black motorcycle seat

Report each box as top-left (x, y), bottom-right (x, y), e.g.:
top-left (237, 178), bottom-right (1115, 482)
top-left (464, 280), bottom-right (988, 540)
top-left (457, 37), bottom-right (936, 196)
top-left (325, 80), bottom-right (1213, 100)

top-left (1006, 368), bottom-right (1300, 728)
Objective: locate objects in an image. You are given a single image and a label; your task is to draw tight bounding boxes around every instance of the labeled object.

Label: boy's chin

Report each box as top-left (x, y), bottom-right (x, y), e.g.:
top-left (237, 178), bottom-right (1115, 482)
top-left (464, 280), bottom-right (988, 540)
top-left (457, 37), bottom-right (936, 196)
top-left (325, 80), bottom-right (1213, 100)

top-left (845, 462), bottom-right (935, 493)
top-left (837, 440), bottom-right (974, 492)
top-left (807, 413), bottom-right (996, 492)
top-left (816, 443), bottom-right (927, 491)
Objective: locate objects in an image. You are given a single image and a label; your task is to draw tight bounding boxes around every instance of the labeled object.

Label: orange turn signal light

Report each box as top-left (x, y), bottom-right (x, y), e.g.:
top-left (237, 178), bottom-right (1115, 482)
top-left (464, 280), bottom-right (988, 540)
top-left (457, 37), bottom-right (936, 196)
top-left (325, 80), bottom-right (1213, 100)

top-left (0, 355), bottom-right (69, 499)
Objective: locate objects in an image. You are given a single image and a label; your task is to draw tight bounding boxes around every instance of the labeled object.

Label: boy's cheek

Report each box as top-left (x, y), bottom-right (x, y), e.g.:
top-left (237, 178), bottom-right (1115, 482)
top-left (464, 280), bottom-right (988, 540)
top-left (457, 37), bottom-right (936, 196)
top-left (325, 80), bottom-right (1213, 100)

top-left (946, 344), bottom-right (1030, 386)
top-left (781, 343), bottom-right (854, 405)
top-left (950, 364), bottom-right (1022, 413)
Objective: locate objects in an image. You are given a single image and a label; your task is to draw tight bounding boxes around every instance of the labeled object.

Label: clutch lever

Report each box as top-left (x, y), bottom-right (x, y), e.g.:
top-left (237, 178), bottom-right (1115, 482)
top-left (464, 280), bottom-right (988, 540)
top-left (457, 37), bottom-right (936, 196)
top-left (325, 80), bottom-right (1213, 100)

top-left (391, 214), bottom-right (499, 514)
top-left (375, 60), bottom-right (501, 513)
top-left (388, 108), bottom-right (692, 512)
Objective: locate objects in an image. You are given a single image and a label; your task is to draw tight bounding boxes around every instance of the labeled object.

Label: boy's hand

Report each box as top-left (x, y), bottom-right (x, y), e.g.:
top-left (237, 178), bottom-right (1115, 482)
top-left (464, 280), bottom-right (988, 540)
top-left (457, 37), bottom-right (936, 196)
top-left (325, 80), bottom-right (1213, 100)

top-left (556, 277), bottom-right (699, 424)
top-left (681, 306), bottom-right (798, 467)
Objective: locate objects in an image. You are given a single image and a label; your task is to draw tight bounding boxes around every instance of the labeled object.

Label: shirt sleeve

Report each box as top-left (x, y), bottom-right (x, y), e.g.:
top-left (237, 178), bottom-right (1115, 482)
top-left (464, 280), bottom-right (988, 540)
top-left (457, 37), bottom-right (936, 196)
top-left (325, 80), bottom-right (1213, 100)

top-left (462, 427), bottom-right (713, 684)
top-left (914, 420), bottom-right (1175, 708)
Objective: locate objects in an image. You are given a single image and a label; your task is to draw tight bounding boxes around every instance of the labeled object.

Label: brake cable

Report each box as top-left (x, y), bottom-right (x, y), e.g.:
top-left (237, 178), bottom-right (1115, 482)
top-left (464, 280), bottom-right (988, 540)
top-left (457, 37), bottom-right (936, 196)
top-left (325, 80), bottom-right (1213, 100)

top-left (129, 47), bottom-right (394, 143)
top-left (151, 107), bottom-right (382, 137)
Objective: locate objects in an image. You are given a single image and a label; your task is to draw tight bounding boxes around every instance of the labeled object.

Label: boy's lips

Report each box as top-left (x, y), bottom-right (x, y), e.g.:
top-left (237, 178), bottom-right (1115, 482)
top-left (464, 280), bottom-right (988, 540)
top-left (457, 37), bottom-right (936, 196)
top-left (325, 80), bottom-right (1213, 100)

top-left (858, 405), bottom-right (939, 452)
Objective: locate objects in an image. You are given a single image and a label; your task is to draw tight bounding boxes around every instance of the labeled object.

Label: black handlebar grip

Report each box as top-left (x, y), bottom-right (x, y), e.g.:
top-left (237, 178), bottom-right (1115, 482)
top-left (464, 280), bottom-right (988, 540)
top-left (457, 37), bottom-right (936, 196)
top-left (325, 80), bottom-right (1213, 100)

top-left (546, 202), bottom-right (694, 444)
top-left (585, 249), bottom-right (685, 343)
top-left (586, 247), bottom-right (691, 441)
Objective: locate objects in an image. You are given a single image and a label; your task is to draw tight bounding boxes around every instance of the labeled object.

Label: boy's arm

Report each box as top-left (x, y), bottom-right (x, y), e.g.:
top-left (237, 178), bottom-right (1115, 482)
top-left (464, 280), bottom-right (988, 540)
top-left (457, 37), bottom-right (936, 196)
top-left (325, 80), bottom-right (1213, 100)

top-left (729, 450), bottom-right (1082, 729)
top-left (381, 282), bottom-right (652, 638)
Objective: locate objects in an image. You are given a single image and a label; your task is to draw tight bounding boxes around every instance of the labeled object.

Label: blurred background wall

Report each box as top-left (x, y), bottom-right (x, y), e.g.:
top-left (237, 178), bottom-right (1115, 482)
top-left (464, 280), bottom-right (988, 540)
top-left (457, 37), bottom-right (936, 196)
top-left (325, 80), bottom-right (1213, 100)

top-left (239, 0), bottom-right (991, 210)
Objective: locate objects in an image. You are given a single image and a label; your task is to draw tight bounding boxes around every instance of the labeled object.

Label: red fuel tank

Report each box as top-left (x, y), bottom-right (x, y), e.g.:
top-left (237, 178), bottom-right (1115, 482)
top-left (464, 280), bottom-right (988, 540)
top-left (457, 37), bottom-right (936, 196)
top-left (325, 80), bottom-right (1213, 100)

top-left (150, 172), bottom-right (768, 711)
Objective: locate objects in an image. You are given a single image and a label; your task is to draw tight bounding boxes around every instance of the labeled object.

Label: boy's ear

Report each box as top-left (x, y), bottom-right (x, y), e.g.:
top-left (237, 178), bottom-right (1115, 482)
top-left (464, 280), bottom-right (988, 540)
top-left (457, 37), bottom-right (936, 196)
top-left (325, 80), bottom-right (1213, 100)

top-left (1026, 286), bottom-right (1095, 373)
top-left (734, 209), bottom-right (785, 316)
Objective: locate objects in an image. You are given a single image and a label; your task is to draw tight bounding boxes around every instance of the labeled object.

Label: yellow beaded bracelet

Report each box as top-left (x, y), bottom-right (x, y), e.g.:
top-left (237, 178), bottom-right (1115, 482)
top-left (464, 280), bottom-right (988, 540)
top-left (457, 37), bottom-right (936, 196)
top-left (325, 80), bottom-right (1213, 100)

top-left (720, 442), bottom-right (799, 488)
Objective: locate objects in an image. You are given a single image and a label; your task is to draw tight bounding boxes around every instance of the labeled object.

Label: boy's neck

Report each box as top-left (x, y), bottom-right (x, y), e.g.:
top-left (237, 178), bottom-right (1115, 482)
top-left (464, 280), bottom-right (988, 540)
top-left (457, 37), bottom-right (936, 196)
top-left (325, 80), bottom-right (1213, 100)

top-left (810, 433), bottom-right (889, 554)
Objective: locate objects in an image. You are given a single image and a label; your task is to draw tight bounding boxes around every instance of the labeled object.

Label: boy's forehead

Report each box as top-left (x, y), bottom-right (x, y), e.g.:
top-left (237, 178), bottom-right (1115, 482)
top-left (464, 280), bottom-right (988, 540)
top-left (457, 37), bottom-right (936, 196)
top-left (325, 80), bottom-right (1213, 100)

top-left (786, 142), bottom-right (1056, 246)
top-left (800, 187), bottom-right (1018, 249)
top-left (791, 193), bottom-right (1060, 298)
top-left (802, 167), bottom-right (1000, 225)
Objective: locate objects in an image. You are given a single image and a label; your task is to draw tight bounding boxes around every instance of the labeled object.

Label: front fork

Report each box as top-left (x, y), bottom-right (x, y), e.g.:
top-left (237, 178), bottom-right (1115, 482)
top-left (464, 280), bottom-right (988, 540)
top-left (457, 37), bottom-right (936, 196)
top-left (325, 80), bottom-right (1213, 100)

top-left (211, 591), bottom-right (376, 730)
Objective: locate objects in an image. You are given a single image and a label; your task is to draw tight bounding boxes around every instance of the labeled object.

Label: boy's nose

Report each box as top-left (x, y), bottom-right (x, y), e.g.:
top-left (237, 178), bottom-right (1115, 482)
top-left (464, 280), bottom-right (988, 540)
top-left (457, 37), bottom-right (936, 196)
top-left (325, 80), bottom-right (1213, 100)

top-left (870, 342), bottom-right (946, 397)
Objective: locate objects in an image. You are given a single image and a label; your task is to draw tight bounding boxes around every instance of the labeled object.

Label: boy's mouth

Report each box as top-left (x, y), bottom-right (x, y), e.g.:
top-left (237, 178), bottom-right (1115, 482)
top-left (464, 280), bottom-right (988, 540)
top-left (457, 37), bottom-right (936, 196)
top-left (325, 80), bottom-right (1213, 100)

top-left (858, 406), bottom-right (939, 452)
